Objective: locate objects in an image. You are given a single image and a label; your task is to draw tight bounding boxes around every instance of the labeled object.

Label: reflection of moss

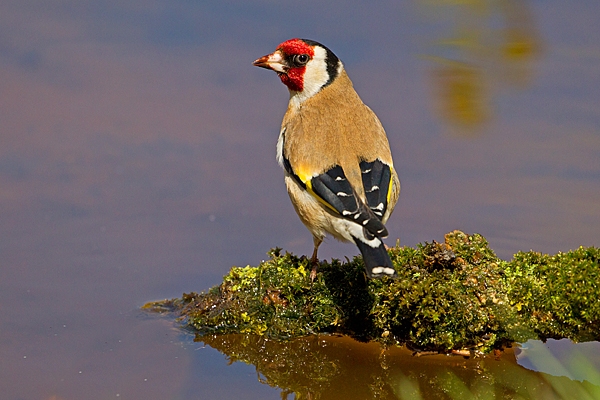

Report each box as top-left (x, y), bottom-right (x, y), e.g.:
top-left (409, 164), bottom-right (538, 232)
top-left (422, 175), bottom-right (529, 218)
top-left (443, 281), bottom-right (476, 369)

top-left (145, 230), bottom-right (600, 353)
top-left (196, 334), bottom-right (600, 400)
top-left (198, 334), bottom-right (342, 397)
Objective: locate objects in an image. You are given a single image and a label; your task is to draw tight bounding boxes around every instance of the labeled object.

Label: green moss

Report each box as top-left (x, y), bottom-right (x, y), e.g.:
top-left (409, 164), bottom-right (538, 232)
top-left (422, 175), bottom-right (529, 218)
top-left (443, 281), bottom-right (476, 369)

top-left (505, 247), bottom-right (600, 342)
top-left (145, 231), bottom-right (600, 353)
top-left (165, 249), bottom-right (344, 339)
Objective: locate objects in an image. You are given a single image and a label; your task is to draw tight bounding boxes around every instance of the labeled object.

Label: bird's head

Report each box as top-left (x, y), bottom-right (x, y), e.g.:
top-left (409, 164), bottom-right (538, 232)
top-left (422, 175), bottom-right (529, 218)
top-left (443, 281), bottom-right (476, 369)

top-left (253, 38), bottom-right (342, 101)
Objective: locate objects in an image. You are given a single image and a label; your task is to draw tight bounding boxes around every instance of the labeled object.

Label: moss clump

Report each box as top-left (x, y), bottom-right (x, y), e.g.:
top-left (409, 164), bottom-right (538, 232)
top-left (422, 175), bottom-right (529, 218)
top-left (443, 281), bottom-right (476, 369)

top-left (167, 248), bottom-right (344, 339)
top-left (145, 230), bottom-right (600, 353)
top-left (504, 247), bottom-right (600, 342)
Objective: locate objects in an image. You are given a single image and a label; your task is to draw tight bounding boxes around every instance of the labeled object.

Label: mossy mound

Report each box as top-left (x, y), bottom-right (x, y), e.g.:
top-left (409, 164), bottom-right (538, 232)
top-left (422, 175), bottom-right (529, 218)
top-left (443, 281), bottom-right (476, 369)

top-left (145, 230), bottom-right (600, 353)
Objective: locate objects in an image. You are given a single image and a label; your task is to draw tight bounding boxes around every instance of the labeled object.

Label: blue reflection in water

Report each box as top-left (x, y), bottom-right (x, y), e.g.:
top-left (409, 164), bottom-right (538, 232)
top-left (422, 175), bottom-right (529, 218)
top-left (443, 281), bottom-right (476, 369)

top-left (517, 339), bottom-right (600, 386)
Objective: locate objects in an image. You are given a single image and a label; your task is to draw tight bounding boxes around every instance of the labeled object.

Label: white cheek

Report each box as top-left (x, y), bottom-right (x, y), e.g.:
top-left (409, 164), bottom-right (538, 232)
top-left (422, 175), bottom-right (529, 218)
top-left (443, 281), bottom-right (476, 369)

top-left (303, 65), bottom-right (328, 95)
top-left (289, 46), bottom-right (329, 106)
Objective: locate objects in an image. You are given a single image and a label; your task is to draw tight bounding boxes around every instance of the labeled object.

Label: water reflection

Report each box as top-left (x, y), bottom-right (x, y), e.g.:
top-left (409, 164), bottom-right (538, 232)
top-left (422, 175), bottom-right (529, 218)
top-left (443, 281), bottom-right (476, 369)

top-left (196, 334), bottom-right (600, 399)
top-left (517, 339), bottom-right (600, 387)
top-left (421, 0), bottom-right (541, 130)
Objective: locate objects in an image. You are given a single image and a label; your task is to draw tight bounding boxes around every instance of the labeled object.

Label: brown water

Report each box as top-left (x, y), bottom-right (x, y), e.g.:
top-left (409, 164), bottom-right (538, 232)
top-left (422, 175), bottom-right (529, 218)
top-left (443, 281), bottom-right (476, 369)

top-left (192, 335), bottom-right (600, 399)
top-left (1, 1), bottom-right (599, 399)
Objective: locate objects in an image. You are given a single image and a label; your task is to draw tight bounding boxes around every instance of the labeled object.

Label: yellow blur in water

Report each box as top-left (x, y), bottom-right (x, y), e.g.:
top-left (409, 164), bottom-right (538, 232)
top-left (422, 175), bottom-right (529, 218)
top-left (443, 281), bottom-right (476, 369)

top-left (432, 61), bottom-right (489, 128)
top-left (419, 0), bottom-right (541, 132)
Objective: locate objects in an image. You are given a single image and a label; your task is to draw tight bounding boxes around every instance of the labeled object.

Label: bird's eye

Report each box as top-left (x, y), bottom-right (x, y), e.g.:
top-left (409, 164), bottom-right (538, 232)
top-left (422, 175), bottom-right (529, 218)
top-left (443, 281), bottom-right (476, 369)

top-left (293, 54), bottom-right (310, 66)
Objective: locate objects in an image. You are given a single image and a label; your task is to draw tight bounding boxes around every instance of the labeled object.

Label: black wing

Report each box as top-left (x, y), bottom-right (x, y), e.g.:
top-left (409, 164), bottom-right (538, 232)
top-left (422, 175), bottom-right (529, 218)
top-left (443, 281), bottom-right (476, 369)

top-left (360, 159), bottom-right (392, 221)
top-left (309, 165), bottom-right (388, 239)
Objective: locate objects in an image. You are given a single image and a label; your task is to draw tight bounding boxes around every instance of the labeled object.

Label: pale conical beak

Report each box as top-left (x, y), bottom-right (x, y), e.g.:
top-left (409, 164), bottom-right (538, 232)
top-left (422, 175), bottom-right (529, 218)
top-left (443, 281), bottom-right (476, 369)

top-left (253, 51), bottom-right (287, 73)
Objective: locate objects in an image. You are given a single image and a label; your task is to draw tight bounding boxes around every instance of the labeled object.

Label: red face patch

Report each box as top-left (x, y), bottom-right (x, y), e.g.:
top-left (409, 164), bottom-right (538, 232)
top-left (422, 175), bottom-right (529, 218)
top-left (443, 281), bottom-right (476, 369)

top-left (278, 68), bottom-right (305, 92)
top-left (277, 38), bottom-right (315, 58)
top-left (276, 39), bottom-right (315, 92)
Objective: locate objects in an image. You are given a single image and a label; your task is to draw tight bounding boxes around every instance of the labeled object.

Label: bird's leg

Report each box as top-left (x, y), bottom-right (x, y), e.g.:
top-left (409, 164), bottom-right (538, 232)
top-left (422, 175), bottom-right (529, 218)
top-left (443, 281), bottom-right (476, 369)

top-left (309, 237), bottom-right (322, 282)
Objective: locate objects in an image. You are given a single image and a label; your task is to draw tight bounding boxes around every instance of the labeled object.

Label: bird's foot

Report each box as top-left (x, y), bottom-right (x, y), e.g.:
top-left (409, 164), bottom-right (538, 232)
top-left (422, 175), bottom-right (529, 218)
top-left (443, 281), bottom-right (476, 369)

top-left (309, 256), bottom-right (319, 282)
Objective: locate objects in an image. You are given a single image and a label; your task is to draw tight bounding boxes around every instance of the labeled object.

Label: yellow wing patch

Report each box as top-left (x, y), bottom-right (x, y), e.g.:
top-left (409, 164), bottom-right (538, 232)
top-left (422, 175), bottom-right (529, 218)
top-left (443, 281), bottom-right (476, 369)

top-left (304, 180), bottom-right (340, 214)
top-left (386, 166), bottom-right (396, 205)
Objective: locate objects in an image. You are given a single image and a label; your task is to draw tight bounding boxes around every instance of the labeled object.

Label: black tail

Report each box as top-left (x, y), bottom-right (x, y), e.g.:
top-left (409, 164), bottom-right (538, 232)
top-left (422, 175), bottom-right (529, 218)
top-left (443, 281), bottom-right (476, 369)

top-left (354, 239), bottom-right (397, 279)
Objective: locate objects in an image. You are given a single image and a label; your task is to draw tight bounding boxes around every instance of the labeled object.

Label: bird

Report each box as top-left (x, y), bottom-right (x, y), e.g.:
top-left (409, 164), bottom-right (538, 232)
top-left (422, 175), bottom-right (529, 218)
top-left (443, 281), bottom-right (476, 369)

top-left (253, 38), bottom-right (400, 279)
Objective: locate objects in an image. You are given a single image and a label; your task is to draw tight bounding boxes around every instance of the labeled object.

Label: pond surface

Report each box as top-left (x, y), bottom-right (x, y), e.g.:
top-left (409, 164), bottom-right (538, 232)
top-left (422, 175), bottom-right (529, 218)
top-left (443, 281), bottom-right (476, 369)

top-left (1, 1), bottom-right (599, 399)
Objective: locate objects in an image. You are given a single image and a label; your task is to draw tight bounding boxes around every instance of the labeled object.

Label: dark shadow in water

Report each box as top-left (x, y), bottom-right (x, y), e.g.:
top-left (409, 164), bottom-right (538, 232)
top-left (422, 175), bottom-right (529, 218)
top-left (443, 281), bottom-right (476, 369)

top-left (196, 334), bottom-right (600, 399)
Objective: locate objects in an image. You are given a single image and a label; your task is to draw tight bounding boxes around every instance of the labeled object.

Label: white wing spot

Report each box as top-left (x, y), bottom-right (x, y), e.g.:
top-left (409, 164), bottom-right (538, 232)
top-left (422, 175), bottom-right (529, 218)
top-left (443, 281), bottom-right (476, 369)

top-left (335, 176), bottom-right (345, 181)
top-left (336, 192), bottom-right (350, 197)
top-left (368, 185), bottom-right (379, 192)
top-left (362, 168), bottom-right (372, 174)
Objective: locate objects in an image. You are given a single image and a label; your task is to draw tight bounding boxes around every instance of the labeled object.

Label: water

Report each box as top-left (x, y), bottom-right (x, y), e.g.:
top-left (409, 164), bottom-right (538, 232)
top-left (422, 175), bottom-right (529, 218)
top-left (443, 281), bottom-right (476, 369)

top-left (1, 1), bottom-right (599, 399)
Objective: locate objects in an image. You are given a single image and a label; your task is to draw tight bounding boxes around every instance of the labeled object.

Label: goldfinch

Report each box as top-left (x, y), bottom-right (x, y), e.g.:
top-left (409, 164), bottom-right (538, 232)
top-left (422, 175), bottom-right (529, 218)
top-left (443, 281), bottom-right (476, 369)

top-left (253, 38), bottom-right (400, 279)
